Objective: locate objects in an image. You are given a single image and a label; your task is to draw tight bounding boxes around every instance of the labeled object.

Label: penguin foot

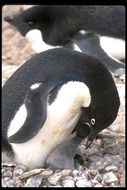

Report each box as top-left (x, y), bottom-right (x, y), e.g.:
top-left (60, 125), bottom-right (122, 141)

top-left (45, 137), bottom-right (81, 170)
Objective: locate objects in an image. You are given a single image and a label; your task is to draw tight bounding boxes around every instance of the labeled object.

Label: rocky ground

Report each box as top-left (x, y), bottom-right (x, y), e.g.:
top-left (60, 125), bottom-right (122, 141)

top-left (2, 5), bottom-right (125, 187)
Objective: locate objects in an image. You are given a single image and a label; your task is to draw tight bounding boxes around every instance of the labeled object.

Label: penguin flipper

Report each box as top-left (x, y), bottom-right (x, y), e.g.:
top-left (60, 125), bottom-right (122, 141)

top-left (8, 83), bottom-right (55, 144)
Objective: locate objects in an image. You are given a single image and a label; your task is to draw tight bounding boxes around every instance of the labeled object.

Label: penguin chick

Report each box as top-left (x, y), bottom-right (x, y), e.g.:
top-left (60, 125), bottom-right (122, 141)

top-left (2, 48), bottom-right (120, 169)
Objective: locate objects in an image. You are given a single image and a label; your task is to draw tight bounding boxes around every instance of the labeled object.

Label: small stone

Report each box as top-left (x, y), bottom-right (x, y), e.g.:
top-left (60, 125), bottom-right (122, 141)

top-left (2, 178), bottom-right (7, 187)
top-left (15, 179), bottom-right (23, 187)
top-left (94, 174), bottom-right (102, 182)
top-left (76, 179), bottom-right (92, 187)
top-left (2, 170), bottom-right (13, 178)
top-left (89, 169), bottom-right (99, 177)
top-left (103, 172), bottom-right (119, 184)
top-left (72, 169), bottom-right (79, 177)
top-left (91, 179), bottom-right (99, 185)
top-left (25, 174), bottom-right (43, 187)
top-left (3, 177), bottom-right (11, 182)
top-left (4, 179), bottom-right (16, 187)
top-left (103, 141), bottom-right (119, 155)
top-left (81, 172), bottom-right (88, 179)
top-left (105, 155), bottom-right (123, 166)
top-left (47, 172), bottom-right (62, 185)
top-left (13, 165), bottom-right (27, 176)
top-left (64, 176), bottom-right (74, 180)
top-left (61, 179), bottom-right (75, 187)
top-left (41, 168), bottom-right (53, 178)
top-left (105, 165), bottom-right (118, 172)
top-left (73, 176), bottom-right (84, 182)
top-left (89, 155), bottom-right (122, 171)
top-left (61, 169), bottom-right (72, 176)
top-left (20, 168), bottom-right (43, 179)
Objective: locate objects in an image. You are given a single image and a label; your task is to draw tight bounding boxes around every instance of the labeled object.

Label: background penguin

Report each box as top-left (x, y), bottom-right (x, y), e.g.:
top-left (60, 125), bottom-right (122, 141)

top-left (4, 5), bottom-right (125, 78)
top-left (2, 48), bottom-right (120, 169)
top-left (72, 32), bottom-right (125, 80)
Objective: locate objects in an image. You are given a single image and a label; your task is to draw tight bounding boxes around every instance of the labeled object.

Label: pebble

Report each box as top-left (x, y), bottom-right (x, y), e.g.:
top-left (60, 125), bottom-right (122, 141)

top-left (61, 179), bottom-right (75, 187)
top-left (13, 165), bottom-right (27, 176)
top-left (63, 176), bottom-right (74, 180)
top-left (76, 179), bottom-right (92, 187)
top-left (47, 172), bottom-right (63, 185)
top-left (89, 155), bottom-right (122, 171)
top-left (103, 141), bottom-right (119, 154)
top-left (72, 169), bottom-right (79, 177)
top-left (41, 168), bottom-right (53, 178)
top-left (19, 168), bottom-right (43, 179)
top-left (61, 169), bottom-right (72, 176)
top-left (2, 170), bottom-right (13, 178)
top-left (94, 174), bottom-right (102, 182)
top-left (89, 169), bottom-right (99, 177)
top-left (4, 178), bottom-right (16, 187)
top-left (103, 172), bottom-right (119, 184)
top-left (24, 174), bottom-right (43, 187)
top-left (73, 176), bottom-right (84, 182)
top-left (14, 179), bottom-right (23, 187)
top-left (3, 177), bottom-right (11, 182)
top-left (2, 178), bottom-right (7, 187)
top-left (91, 179), bottom-right (100, 185)
top-left (105, 165), bottom-right (118, 172)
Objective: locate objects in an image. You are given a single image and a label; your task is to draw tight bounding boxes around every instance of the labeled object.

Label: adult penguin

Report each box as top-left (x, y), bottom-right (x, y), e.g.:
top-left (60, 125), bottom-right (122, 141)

top-left (2, 48), bottom-right (120, 169)
top-left (4, 5), bottom-right (125, 77)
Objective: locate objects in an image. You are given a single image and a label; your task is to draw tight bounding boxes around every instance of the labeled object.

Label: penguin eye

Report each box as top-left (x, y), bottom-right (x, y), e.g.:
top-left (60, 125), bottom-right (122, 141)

top-left (91, 118), bottom-right (95, 125)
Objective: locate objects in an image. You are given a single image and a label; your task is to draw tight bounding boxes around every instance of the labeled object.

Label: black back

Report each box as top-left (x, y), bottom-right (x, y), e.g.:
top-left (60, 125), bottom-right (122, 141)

top-left (4, 5), bottom-right (125, 46)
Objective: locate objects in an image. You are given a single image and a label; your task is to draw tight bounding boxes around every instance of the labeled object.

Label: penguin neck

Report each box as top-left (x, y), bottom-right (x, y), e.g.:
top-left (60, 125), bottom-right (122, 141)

top-left (48, 81), bottom-right (91, 118)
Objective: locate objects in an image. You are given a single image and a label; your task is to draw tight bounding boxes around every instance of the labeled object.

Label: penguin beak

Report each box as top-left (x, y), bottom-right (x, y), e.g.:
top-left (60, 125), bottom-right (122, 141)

top-left (85, 136), bottom-right (93, 149)
top-left (4, 15), bottom-right (14, 23)
top-left (84, 122), bottom-right (93, 149)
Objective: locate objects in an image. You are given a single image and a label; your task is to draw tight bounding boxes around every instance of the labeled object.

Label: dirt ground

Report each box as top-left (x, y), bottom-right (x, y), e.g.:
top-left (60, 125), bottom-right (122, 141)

top-left (2, 5), bottom-right (125, 187)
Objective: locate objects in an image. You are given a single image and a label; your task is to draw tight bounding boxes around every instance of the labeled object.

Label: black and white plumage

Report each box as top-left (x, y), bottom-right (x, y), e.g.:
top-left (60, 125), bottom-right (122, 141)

top-left (4, 5), bottom-right (125, 77)
top-left (2, 48), bottom-right (120, 169)
top-left (72, 32), bottom-right (125, 77)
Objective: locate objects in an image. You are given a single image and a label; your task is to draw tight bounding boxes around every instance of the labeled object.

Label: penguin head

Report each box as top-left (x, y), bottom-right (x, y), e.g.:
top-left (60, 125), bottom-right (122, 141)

top-left (4, 6), bottom-right (63, 52)
top-left (4, 5), bottom-right (52, 37)
top-left (77, 85), bottom-right (120, 148)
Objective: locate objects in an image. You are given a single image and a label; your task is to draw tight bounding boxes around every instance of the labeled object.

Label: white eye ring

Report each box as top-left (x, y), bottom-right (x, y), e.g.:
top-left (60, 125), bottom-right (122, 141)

top-left (91, 118), bottom-right (95, 125)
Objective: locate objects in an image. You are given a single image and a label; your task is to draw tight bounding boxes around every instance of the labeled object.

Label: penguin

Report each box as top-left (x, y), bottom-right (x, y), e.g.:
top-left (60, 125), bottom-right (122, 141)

top-left (2, 48), bottom-right (120, 169)
top-left (4, 5), bottom-right (125, 77)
